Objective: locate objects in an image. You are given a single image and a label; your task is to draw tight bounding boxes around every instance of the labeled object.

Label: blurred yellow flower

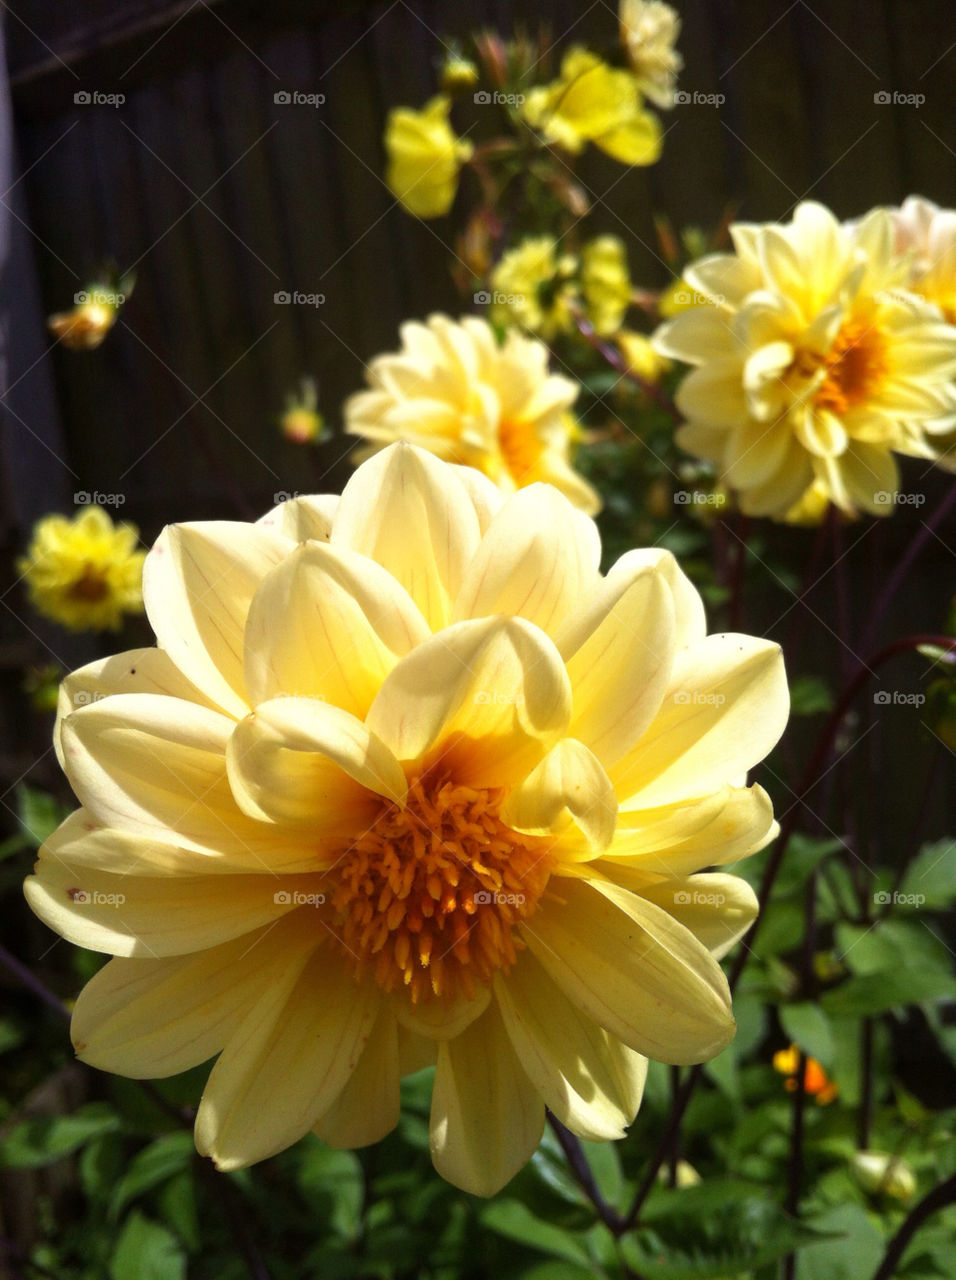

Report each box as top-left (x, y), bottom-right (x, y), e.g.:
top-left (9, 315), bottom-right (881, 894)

top-left (619, 0), bottom-right (683, 109)
top-left (18, 507), bottom-right (145, 632)
top-left (618, 330), bottom-right (671, 383)
top-left (658, 277), bottom-right (704, 317)
top-left (385, 96), bottom-right (473, 218)
top-left (581, 236), bottom-right (632, 336)
top-left (491, 235), bottom-right (578, 338)
top-left (783, 480), bottom-right (832, 526)
top-left (345, 313), bottom-right (599, 513)
top-left (852, 1151), bottom-right (917, 1202)
top-left (772, 1044), bottom-right (837, 1104)
top-left (279, 377), bottom-right (324, 444)
top-left (440, 55), bottom-right (480, 94)
top-left (521, 48), bottom-right (661, 166)
top-left (48, 290), bottom-right (121, 351)
top-left (654, 202), bottom-right (956, 518)
top-left (27, 443), bottom-right (788, 1194)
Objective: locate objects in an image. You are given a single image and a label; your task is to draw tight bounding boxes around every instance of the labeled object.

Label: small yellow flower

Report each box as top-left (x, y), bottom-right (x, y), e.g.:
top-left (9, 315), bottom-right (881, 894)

top-left (521, 47), bottom-right (661, 166)
top-left (18, 507), bottom-right (145, 632)
top-left (783, 480), bottom-right (832, 526)
top-left (491, 236), bottom-right (579, 338)
top-left (440, 55), bottom-right (480, 94)
top-left (654, 201), bottom-right (956, 518)
top-left (618, 330), bottom-right (671, 383)
top-left (48, 289), bottom-right (122, 351)
top-left (619, 0), bottom-right (683, 109)
top-left (581, 236), bottom-right (632, 336)
top-left (279, 378), bottom-right (323, 445)
top-left (27, 443), bottom-right (788, 1195)
top-left (851, 1151), bottom-right (917, 1202)
top-left (772, 1044), bottom-right (837, 1104)
top-left (385, 96), bottom-right (473, 218)
top-left (345, 313), bottom-right (599, 513)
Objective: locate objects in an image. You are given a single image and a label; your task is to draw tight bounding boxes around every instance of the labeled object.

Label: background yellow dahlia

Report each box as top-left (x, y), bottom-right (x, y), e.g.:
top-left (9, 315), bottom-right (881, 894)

top-left (344, 313), bottom-right (600, 513)
top-left (653, 201), bottom-right (956, 518)
top-left (25, 444), bottom-right (787, 1196)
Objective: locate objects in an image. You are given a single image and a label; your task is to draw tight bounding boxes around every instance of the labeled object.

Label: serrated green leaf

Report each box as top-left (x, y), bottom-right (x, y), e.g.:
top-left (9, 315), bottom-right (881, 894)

top-left (0, 1102), bottom-right (120, 1169)
top-left (780, 1003), bottom-right (835, 1069)
top-left (110, 1212), bottom-right (185, 1280)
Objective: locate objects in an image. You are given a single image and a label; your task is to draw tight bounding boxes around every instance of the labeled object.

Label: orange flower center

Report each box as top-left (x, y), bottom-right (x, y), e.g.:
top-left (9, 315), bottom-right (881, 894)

top-left (789, 318), bottom-right (888, 416)
top-left (329, 772), bottom-right (552, 1004)
top-left (496, 418), bottom-right (544, 484)
top-left (67, 565), bottom-right (110, 602)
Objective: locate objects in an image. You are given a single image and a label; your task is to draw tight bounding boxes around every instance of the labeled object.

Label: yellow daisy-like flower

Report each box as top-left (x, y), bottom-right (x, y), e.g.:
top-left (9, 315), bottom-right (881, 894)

top-left (581, 236), bottom-right (633, 336)
top-left (521, 47), bottom-right (662, 167)
top-left (887, 195), bottom-right (956, 471)
top-left (345, 313), bottom-right (600, 513)
top-left (18, 507), bottom-right (145, 632)
top-left (619, 0), bottom-right (683, 109)
top-left (491, 235), bottom-right (579, 338)
top-left (25, 444), bottom-right (788, 1195)
top-left (653, 202), bottom-right (956, 518)
top-left (384, 96), bottom-right (473, 219)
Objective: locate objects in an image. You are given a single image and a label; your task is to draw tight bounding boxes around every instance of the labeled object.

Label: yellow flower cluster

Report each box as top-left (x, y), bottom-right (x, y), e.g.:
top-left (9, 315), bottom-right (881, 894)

top-left (490, 234), bottom-right (633, 339)
top-left (653, 200), bottom-right (956, 520)
top-left (18, 507), bottom-right (145, 632)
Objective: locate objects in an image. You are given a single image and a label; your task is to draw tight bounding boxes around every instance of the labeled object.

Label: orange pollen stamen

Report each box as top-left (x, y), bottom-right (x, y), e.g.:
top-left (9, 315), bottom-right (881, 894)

top-left (497, 418), bottom-right (544, 485)
top-left (329, 773), bottom-right (553, 1004)
top-left (789, 318), bottom-right (888, 416)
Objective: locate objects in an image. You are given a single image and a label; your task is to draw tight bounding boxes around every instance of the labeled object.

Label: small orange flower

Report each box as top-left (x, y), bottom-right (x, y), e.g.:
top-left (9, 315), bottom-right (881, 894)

top-left (773, 1044), bottom-right (838, 1104)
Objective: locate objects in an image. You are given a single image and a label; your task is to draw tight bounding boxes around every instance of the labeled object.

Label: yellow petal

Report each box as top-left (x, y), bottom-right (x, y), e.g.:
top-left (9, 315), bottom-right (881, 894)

top-left (430, 1001), bottom-right (545, 1196)
top-left (226, 697), bottom-right (405, 828)
top-left (633, 872), bottom-right (759, 960)
top-left (313, 1008), bottom-right (401, 1149)
top-left (366, 616), bottom-right (572, 787)
top-left (243, 541), bottom-right (429, 715)
top-left (255, 493), bottom-right (337, 541)
top-left (501, 738), bottom-right (617, 854)
top-left (596, 108), bottom-right (662, 165)
top-left (611, 634), bottom-right (788, 807)
top-left (71, 923), bottom-right (312, 1077)
top-left (142, 522), bottom-right (292, 717)
top-left (331, 442), bottom-right (481, 629)
top-left (196, 952), bottom-right (379, 1170)
top-left (453, 485), bottom-right (599, 635)
top-left (495, 954), bottom-right (646, 1140)
top-left (558, 564), bottom-right (676, 768)
top-left (521, 877), bottom-right (735, 1064)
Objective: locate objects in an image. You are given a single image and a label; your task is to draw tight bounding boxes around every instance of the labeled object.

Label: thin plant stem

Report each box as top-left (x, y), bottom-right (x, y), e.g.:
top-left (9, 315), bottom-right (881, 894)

top-left (859, 1018), bottom-right (875, 1150)
top-left (572, 311), bottom-right (682, 423)
top-left (870, 1173), bottom-right (956, 1280)
top-left (547, 1114), bottom-right (625, 1234)
top-left (782, 1050), bottom-right (808, 1280)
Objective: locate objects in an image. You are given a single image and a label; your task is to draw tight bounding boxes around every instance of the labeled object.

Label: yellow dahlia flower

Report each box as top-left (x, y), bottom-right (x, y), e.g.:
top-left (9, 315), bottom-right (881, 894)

top-left (887, 195), bottom-right (956, 471)
top-left (18, 506), bottom-right (145, 632)
top-left (345, 313), bottom-right (600, 513)
top-left (653, 202), bottom-right (956, 518)
top-left (619, 0), bottom-right (683, 109)
top-left (490, 236), bottom-right (579, 338)
top-left (521, 48), bottom-right (662, 167)
top-left (581, 236), bottom-right (633, 336)
top-left (25, 444), bottom-right (788, 1195)
top-left (384, 96), bottom-right (473, 219)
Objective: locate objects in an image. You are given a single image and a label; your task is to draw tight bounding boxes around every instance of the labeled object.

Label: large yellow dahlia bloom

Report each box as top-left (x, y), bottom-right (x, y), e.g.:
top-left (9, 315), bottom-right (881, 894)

top-left (654, 202), bottom-right (956, 518)
top-left (345, 313), bottom-right (600, 513)
top-left (26, 444), bottom-right (788, 1195)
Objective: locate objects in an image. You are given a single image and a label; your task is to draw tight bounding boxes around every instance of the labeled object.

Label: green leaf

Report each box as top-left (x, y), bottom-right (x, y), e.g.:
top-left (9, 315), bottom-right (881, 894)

top-left (110, 1132), bottom-right (195, 1220)
top-left (0, 1102), bottom-right (120, 1169)
top-left (821, 968), bottom-right (956, 1017)
top-left (798, 1204), bottom-right (883, 1279)
top-left (780, 1003), bottom-right (836, 1069)
top-left (16, 783), bottom-right (69, 847)
top-left (836, 918), bottom-right (953, 978)
top-left (789, 676), bottom-right (834, 716)
top-left (110, 1212), bottom-right (186, 1280)
top-left (479, 1199), bottom-right (593, 1266)
top-left (296, 1141), bottom-right (364, 1239)
top-left (901, 840), bottom-right (956, 909)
